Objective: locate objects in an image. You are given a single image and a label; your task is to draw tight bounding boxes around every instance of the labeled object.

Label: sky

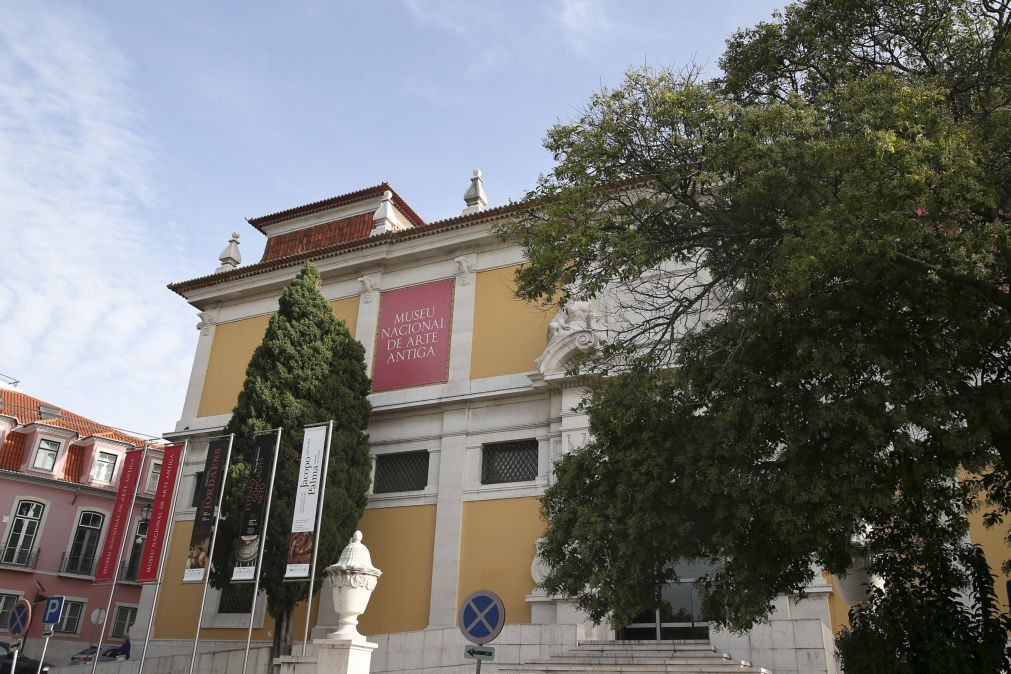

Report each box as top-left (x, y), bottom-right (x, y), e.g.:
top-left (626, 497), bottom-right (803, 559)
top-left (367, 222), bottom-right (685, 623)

top-left (0, 0), bottom-right (784, 438)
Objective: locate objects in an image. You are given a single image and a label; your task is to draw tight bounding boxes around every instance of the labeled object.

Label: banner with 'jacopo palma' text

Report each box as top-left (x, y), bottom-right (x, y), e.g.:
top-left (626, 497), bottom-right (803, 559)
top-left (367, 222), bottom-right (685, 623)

top-left (284, 425), bottom-right (328, 578)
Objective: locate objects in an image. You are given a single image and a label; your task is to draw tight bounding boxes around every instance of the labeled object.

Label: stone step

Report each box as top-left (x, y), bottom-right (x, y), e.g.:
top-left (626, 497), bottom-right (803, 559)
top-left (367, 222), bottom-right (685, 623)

top-left (496, 639), bottom-right (770, 674)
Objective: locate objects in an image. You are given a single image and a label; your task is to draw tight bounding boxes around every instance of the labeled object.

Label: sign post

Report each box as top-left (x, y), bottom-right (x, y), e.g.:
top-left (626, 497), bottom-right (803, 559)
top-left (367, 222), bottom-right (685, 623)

top-left (458, 590), bottom-right (505, 674)
top-left (37, 595), bottom-right (65, 674)
top-left (9, 598), bottom-right (32, 674)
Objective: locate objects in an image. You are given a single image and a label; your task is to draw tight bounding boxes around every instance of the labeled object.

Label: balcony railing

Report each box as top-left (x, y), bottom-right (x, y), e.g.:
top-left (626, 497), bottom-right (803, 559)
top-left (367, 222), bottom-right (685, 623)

top-left (0, 546), bottom-right (40, 570)
top-left (59, 551), bottom-right (98, 577)
top-left (119, 557), bottom-right (140, 583)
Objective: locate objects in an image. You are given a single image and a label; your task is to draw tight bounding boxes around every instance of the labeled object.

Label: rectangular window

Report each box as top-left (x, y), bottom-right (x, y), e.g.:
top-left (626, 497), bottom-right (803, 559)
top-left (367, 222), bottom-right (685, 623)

top-left (92, 451), bottom-right (117, 483)
top-left (64, 511), bottom-right (104, 576)
top-left (32, 438), bottom-right (60, 471)
top-left (147, 461), bottom-right (162, 492)
top-left (218, 584), bottom-right (254, 614)
top-left (2, 500), bottom-right (44, 567)
top-left (110, 606), bottom-right (137, 638)
top-left (0, 593), bottom-right (19, 630)
top-left (55, 600), bottom-right (84, 634)
top-left (481, 439), bottom-right (539, 484)
top-left (373, 451), bottom-right (429, 493)
top-left (191, 471), bottom-right (205, 508)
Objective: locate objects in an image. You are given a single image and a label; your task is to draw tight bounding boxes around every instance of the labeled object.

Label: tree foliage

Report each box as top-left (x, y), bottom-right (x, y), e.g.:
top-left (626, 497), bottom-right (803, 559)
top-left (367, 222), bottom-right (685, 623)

top-left (502, 0), bottom-right (1011, 669)
top-left (209, 262), bottom-right (372, 657)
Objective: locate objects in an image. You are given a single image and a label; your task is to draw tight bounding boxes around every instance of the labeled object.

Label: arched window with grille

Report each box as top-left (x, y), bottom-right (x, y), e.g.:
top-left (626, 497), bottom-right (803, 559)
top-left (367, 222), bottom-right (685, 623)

top-left (2, 500), bottom-right (44, 567)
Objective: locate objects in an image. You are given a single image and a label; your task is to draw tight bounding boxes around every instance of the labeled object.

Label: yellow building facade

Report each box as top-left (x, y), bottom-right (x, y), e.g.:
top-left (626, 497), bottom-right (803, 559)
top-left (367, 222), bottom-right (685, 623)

top-left (142, 178), bottom-right (1009, 674)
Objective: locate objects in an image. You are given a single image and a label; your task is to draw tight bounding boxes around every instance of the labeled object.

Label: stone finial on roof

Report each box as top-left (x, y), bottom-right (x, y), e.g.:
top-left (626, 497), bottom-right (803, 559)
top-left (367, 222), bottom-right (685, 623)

top-left (216, 232), bottom-right (242, 273)
top-left (462, 169), bottom-right (487, 215)
top-left (370, 190), bottom-right (409, 237)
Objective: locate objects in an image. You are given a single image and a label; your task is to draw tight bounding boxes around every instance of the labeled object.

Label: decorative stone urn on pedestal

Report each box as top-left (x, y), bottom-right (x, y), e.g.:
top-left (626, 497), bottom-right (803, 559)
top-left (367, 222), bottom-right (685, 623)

top-left (326, 530), bottom-right (383, 642)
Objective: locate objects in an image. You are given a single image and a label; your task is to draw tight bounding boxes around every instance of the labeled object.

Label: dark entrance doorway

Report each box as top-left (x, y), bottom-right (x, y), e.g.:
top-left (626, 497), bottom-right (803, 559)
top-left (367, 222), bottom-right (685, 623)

top-left (616, 560), bottom-right (712, 640)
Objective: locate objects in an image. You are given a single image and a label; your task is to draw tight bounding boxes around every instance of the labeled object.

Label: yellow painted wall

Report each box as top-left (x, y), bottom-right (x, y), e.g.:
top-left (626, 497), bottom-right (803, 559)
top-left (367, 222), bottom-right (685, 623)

top-left (969, 509), bottom-right (1011, 612)
top-left (458, 497), bottom-right (545, 624)
top-left (357, 505), bottom-right (437, 635)
top-left (470, 265), bottom-right (555, 379)
top-left (823, 572), bottom-right (851, 635)
top-left (197, 297), bottom-right (360, 417)
top-left (155, 519), bottom-right (321, 641)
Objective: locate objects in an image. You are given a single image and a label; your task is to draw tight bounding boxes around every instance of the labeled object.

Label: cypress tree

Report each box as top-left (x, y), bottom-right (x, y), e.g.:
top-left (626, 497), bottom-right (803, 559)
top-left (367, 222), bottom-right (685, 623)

top-left (209, 261), bottom-right (372, 658)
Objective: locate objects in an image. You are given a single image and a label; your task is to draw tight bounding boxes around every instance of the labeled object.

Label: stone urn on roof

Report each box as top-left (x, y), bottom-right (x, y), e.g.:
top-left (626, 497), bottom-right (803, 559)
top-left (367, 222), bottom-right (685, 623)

top-left (326, 531), bottom-right (382, 642)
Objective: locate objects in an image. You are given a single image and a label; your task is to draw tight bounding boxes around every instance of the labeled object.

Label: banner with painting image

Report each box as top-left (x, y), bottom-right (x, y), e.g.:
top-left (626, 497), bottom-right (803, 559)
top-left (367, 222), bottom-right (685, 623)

top-left (283, 424), bottom-right (330, 578)
top-left (231, 429), bottom-right (280, 581)
top-left (183, 435), bottom-right (230, 582)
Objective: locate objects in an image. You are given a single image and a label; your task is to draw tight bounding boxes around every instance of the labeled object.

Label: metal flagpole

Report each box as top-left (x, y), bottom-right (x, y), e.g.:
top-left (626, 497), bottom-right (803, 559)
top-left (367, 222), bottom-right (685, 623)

top-left (188, 434), bottom-right (235, 674)
top-left (139, 440), bottom-right (189, 674)
top-left (92, 445), bottom-right (148, 674)
top-left (241, 428), bottom-right (283, 674)
top-left (300, 420), bottom-right (333, 656)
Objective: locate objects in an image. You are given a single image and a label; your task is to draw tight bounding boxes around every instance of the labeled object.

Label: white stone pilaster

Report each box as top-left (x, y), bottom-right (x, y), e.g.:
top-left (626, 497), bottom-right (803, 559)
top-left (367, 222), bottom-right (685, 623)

top-left (355, 274), bottom-right (382, 377)
top-left (175, 308), bottom-right (219, 432)
top-left (427, 407), bottom-right (469, 627)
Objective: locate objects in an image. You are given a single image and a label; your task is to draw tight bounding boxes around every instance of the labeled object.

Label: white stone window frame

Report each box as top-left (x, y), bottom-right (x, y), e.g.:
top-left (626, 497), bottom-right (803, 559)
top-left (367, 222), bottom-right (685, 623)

top-left (61, 506), bottom-right (110, 576)
top-left (0, 589), bottom-right (23, 633)
top-left (463, 432), bottom-right (551, 501)
top-left (92, 450), bottom-right (118, 484)
top-left (32, 437), bottom-right (61, 472)
top-left (367, 442), bottom-right (439, 507)
top-left (146, 460), bottom-right (162, 493)
top-left (1, 497), bottom-right (50, 567)
top-left (110, 602), bottom-right (138, 639)
top-left (54, 597), bottom-right (87, 635)
top-left (200, 585), bottom-right (268, 629)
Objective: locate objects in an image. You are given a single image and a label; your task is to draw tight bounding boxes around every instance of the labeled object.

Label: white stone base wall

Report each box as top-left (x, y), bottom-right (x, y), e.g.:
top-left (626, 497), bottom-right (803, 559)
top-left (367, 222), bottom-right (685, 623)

top-left (339, 624), bottom-right (581, 674)
top-left (710, 594), bottom-right (840, 674)
top-left (48, 645), bottom-right (273, 674)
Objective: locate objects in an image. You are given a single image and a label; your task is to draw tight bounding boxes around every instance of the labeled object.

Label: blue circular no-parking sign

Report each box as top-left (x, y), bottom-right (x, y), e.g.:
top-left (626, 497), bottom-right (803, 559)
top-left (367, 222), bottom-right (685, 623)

top-left (9, 598), bottom-right (31, 639)
top-left (458, 590), bottom-right (505, 645)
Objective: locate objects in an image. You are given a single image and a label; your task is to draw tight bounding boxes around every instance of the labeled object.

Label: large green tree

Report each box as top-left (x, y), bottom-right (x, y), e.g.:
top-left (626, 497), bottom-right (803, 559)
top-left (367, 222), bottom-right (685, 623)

top-left (501, 0), bottom-right (1011, 670)
top-left (209, 262), bottom-right (372, 658)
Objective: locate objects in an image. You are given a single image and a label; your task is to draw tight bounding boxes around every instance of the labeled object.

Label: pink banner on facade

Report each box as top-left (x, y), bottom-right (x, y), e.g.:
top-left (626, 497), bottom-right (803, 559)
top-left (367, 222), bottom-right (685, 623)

top-left (372, 278), bottom-right (454, 392)
top-left (95, 448), bottom-right (143, 582)
top-left (137, 444), bottom-right (183, 583)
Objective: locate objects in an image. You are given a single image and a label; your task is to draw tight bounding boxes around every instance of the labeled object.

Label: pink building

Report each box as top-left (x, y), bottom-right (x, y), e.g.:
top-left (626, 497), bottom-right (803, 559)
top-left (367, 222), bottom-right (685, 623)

top-left (0, 385), bottom-right (161, 664)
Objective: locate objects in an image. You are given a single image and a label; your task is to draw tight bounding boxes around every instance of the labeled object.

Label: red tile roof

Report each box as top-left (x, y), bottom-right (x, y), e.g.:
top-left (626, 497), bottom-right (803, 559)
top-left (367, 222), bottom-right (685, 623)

top-left (0, 431), bottom-right (25, 471)
top-left (169, 199), bottom-right (531, 296)
top-left (62, 444), bottom-right (85, 482)
top-left (247, 183), bottom-right (425, 232)
top-left (0, 389), bottom-right (144, 446)
top-left (261, 212), bottom-right (375, 262)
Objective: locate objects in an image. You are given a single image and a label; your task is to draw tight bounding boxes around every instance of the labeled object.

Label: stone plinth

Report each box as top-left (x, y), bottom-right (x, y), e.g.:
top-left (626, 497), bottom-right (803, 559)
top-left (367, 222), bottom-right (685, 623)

top-left (276, 638), bottom-right (378, 674)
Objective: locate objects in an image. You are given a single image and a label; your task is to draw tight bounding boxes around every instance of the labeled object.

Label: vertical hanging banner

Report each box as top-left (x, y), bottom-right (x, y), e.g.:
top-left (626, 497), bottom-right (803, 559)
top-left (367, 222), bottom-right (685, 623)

top-left (95, 448), bottom-right (144, 582)
top-left (284, 425), bottom-right (329, 579)
top-left (371, 278), bottom-right (454, 392)
top-left (184, 436), bottom-right (230, 582)
top-left (231, 430), bottom-right (279, 581)
top-left (136, 444), bottom-right (183, 583)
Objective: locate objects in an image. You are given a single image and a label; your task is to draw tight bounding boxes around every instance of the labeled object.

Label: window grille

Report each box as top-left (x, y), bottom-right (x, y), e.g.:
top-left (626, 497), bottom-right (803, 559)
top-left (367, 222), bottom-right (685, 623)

top-left (111, 606), bottom-right (137, 638)
top-left (218, 584), bottom-right (255, 614)
top-left (481, 440), bottom-right (538, 484)
top-left (373, 451), bottom-right (429, 493)
top-left (56, 601), bottom-right (84, 634)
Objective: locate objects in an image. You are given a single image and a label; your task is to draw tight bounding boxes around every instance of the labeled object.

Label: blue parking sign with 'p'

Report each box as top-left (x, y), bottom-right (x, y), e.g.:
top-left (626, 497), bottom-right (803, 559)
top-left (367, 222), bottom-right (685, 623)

top-left (42, 596), bottom-right (65, 625)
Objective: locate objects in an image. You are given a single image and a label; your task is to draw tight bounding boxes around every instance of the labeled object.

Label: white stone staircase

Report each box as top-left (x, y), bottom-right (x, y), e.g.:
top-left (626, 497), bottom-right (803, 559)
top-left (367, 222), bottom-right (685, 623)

top-left (496, 639), bottom-right (771, 674)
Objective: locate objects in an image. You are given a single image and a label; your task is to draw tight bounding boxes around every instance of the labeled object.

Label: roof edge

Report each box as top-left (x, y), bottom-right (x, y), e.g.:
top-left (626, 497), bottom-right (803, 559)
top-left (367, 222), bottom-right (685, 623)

top-left (247, 183), bottom-right (425, 232)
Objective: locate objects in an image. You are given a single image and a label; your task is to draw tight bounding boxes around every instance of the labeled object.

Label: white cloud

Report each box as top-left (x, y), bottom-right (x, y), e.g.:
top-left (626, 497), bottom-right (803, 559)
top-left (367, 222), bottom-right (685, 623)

top-left (554, 0), bottom-right (620, 52)
top-left (0, 2), bottom-right (195, 437)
